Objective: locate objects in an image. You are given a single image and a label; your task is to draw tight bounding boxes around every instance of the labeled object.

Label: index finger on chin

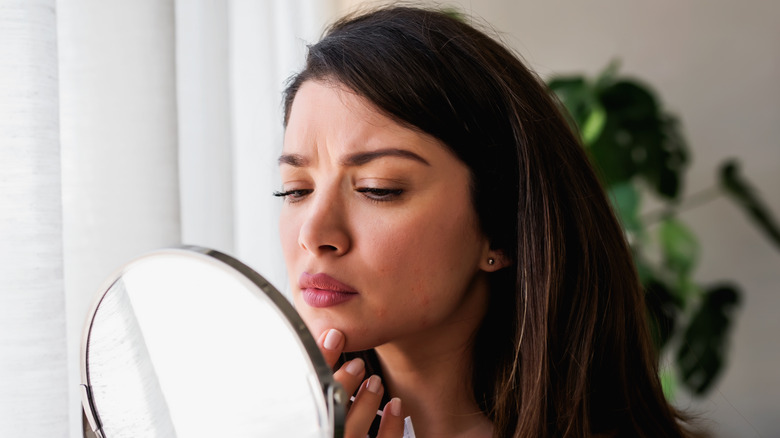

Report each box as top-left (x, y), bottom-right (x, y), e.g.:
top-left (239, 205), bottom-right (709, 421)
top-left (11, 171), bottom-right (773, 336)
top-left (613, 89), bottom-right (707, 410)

top-left (316, 328), bottom-right (345, 368)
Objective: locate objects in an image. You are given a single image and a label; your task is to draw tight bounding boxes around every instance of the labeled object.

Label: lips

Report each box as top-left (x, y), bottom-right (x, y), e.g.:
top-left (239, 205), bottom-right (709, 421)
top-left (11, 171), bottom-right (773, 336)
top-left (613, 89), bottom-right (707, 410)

top-left (299, 272), bottom-right (358, 308)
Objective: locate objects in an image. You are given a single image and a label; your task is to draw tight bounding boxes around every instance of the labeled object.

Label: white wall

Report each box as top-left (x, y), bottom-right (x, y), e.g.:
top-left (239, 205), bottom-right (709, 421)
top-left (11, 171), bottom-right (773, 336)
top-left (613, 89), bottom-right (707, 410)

top-left (337, 1), bottom-right (780, 436)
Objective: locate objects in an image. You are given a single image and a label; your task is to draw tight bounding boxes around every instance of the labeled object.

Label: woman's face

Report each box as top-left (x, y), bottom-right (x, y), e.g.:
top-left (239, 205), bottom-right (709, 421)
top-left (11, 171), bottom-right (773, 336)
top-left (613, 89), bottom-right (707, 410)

top-left (279, 80), bottom-right (492, 352)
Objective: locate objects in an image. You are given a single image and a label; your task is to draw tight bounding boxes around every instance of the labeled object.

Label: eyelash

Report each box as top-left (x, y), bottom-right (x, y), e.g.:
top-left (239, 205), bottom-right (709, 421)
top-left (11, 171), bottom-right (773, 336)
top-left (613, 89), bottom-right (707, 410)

top-left (272, 189), bottom-right (312, 203)
top-left (272, 187), bottom-right (404, 203)
top-left (356, 187), bottom-right (404, 202)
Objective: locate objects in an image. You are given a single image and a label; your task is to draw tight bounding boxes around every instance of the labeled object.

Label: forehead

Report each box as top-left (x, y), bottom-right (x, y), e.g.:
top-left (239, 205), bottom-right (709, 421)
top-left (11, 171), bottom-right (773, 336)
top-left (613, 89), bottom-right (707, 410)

top-left (283, 80), bottom-right (440, 155)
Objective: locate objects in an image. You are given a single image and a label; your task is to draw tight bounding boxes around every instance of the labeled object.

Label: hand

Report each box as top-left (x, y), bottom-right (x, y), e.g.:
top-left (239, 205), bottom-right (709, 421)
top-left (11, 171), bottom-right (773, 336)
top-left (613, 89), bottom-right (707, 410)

top-left (316, 329), bottom-right (405, 438)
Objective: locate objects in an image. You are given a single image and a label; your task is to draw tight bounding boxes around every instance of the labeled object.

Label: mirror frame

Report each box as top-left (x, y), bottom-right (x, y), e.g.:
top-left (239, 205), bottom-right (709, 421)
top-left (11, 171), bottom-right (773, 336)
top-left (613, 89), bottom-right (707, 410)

top-left (79, 245), bottom-right (346, 437)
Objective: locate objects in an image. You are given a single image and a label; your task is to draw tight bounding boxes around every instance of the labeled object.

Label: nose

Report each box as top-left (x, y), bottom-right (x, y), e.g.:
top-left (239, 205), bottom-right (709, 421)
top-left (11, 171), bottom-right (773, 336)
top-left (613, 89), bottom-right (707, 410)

top-left (297, 190), bottom-right (351, 257)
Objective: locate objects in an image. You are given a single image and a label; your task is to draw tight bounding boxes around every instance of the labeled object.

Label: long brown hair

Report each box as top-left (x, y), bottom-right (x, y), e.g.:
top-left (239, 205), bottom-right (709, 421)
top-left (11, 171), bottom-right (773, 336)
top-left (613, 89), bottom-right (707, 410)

top-left (284, 6), bottom-right (688, 437)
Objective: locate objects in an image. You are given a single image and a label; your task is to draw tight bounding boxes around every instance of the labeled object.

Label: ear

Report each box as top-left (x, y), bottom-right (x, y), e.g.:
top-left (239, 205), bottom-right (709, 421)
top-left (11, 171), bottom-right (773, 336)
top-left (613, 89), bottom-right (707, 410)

top-left (480, 249), bottom-right (510, 272)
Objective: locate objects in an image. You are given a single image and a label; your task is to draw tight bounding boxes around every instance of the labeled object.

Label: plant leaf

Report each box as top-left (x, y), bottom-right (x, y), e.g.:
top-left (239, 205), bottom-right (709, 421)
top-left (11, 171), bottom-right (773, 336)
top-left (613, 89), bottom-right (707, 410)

top-left (720, 160), bottom-right (780, 249)
top-left (587, 80), bottom-right (663, 186)
top-left (581, 106), bottom-right (607, 145)
top-left (658, 217), bottom-right (700, 278)
top-left (594, 80), bottom-right (688, 199)
top-left (607, 182), bottom-right (641, 232)
top-left (586, 117), bottom-right (638, 185)
top-left (633, 253), bottom-right (654, 285)
top-left (442, 8), bottom-right (465, 21)
top-left (676, 284), bottom-right (740, 395)
top-left (599, 80), bottom-right (659, 121)
top-left (644, 278), bottom-right (678, 351)
top-left (548, 76), bottom-right (600, 139)
top-left (659, 367), bottom-right (677, 401)
top-left (594, 59), bottom-right (621, 92)
top-left (643, 114), bottom-right (689, 199)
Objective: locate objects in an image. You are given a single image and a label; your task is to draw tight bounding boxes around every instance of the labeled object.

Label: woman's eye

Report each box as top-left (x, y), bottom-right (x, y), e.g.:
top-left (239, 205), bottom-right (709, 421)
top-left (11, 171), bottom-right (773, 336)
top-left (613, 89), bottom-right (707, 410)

top-left (356, 187), bottom-right (403, 201)
top-left (272, 189), bottom-right (312, 203)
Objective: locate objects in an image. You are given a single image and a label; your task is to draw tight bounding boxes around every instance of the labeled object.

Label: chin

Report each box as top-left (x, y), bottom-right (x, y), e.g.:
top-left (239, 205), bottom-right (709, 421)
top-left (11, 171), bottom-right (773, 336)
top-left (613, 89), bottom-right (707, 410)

top-left (296, 301), bottom-right (395, 351)
top-left (302, 313), bottom-right (380, 352)
top-left (342, 336), bottom-right (380, 353)
top-left (299, 308), bottom-right (344, 341)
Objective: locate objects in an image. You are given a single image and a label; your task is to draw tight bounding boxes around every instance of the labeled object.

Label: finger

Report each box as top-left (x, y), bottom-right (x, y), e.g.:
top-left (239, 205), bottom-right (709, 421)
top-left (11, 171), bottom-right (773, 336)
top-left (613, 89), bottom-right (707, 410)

top-left (345, 375), bottom-right (384, 437)
top-left (334, 357), bottom-right (365, 398)
top-left (316, 328), bottom-right (344, 368)
top-left (377, 398), bottom-right (405, 438)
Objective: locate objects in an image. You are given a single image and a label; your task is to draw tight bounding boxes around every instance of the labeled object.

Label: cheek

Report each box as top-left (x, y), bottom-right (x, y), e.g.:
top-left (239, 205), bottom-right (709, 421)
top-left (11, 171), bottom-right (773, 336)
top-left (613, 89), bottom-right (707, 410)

top-left (366, 206), bottom-right (480, 276)
top-left (361, 222), bottom-right (426, 282)
top-left (278, 212), bottom-right (300, 261)
top-left (363, 224), bottom-right (446, 311)
top-left (370, 205), bottom-right (483, 303)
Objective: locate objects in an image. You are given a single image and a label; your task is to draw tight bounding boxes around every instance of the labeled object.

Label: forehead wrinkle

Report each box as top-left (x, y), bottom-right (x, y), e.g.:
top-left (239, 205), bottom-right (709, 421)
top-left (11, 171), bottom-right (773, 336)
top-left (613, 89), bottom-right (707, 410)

top-left (282, 81), bottom-right (431, 170)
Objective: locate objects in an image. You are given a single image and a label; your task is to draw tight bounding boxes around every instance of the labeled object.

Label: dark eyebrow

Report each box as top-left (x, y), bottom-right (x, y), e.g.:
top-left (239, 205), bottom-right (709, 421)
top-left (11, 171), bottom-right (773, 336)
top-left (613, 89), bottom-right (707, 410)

top-left (341, 148), bottom-right (430, 166)
top-left (277, 154), bottom-right (309, 167)
top-left (278, 148), bottom-right (430, 168)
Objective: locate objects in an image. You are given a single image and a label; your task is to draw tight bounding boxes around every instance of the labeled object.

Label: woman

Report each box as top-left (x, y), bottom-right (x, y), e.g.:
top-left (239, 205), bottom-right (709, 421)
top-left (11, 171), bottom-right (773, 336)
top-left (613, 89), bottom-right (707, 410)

top-left (276, 6), bottom-right (689, 438)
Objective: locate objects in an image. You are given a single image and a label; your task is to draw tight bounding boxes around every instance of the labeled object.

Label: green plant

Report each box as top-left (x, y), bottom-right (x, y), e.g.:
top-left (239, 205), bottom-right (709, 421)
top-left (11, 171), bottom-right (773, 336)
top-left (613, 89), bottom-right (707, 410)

top-left (547, 62), bottom-right (780, 398)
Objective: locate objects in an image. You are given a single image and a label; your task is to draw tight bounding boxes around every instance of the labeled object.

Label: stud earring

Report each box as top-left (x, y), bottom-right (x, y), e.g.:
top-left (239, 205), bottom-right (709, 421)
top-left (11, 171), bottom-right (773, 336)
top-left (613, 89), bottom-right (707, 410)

top-left (488, 257), bottom-right (495, 265)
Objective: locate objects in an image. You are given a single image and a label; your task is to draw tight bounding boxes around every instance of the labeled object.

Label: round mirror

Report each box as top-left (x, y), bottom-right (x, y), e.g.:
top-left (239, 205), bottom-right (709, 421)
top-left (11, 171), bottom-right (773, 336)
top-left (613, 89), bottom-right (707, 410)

top-left (80, 246), bottom-right (345, 437)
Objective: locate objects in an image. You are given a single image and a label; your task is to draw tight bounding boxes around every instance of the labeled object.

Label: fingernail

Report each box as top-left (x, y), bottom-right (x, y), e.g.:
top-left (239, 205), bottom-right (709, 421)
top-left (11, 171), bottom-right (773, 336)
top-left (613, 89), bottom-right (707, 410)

top-left (390, 397), bottom-right (402, 416)
top-left (323, 329), bottom-right (343, 351)
top-left (345, 358), bottom-right (364, 376)
top-left (366, 375), bottom-right (382, 394)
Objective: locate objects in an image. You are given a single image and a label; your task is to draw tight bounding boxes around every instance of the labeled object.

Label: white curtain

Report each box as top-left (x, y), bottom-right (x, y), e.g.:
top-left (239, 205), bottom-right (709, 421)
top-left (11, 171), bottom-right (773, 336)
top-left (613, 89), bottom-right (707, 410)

top-left (0, 0), bottom-right (69, 435)
top-left (177, 0), bottom-right (337, 290)
top-left (0, 0), bottom-right (337, 436)
top-left (58, 1), bottom-right (181, 436)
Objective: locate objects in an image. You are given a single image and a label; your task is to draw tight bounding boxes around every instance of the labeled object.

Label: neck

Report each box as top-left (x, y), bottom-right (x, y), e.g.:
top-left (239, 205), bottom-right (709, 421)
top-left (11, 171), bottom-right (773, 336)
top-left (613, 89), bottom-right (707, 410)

top-left (373, 276), bottom-right (493, 438)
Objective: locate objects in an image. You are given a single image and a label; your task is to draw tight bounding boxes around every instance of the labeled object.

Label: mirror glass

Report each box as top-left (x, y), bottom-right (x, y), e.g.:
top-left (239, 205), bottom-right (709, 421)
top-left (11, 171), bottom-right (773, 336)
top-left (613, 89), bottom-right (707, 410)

top-left (80, 247), bottom-right (344, 437)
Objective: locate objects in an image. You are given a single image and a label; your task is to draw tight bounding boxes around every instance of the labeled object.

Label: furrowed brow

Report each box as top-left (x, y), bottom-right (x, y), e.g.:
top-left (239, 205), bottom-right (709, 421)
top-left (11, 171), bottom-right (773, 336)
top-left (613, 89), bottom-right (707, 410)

top-left (277, 154), bottom-right (309, 167)
top-left (341, 148), bottom-right (430, 167)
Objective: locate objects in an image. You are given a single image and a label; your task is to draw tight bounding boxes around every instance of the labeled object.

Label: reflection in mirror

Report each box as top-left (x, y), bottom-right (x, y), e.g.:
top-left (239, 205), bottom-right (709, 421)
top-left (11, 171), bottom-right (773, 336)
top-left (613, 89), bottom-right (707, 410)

top-left (80, 247), bottom-right (344, 437)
